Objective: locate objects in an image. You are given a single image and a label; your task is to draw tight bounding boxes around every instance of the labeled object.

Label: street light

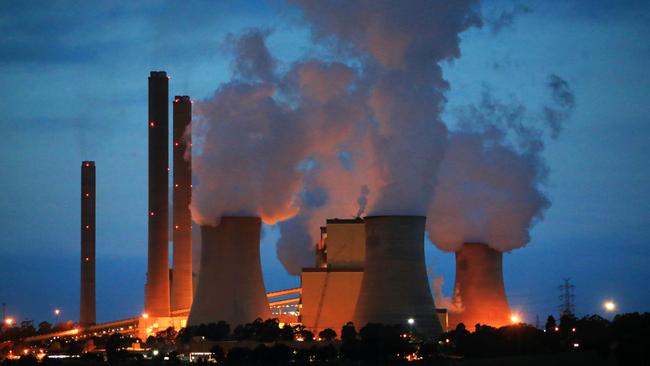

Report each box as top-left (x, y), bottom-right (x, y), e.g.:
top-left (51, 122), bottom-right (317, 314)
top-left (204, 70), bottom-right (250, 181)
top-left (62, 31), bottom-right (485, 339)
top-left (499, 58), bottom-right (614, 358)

top-left (54, 308), bottom-right (61, 323)
top-left (407, 318), bottom-right (414, 335)
top-left (5, 317), bottom-right (14, 326)
top-left (510, 314), bottom-right (521, 324)
top-left (604, 301), bottom-right (616, 312)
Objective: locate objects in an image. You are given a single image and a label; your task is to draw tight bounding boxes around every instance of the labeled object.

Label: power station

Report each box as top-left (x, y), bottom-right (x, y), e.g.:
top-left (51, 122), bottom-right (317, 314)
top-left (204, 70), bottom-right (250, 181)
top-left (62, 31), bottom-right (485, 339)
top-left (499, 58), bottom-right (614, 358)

top-left (74, 71), bottom-right (515, 342)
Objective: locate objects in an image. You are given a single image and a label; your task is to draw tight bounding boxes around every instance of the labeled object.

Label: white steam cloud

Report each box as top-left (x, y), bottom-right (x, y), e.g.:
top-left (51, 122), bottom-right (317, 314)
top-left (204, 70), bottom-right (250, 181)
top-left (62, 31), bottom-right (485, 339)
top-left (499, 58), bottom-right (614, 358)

top-left (190, 2), bottom-right (575, 274)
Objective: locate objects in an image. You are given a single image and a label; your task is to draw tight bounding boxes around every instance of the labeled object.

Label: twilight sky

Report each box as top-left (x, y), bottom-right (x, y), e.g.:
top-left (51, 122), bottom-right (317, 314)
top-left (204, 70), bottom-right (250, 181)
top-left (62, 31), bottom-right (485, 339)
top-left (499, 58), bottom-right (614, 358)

top-left (1, 1), bottom-right (649, 326)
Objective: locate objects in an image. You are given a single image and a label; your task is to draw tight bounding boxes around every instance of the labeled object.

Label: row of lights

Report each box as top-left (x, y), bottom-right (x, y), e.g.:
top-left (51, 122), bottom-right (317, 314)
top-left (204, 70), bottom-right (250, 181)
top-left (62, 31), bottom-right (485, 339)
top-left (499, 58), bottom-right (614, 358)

top-left (507, 300), bottom-right (618, 326)
top-left (3, 308), bottom-right (61, 327)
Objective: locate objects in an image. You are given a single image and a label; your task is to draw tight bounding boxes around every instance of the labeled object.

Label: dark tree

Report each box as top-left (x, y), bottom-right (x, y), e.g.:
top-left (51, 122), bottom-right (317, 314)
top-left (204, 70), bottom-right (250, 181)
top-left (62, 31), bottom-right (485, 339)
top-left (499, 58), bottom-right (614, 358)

top-left (279, 324), bottom-right (295, 341)
top-left (299, 329), bottom-right (314, 342)
top-left (226, 346), bottom-right (252, 365)
top-left (545, 315), bottom-right (557, 332)
top-left (318, 328), bottom-right (337, 341)
top-left (37, 321), bottom-right (52, 335)
top-left (341, 322), bottom-right (357, 342)
top-left (210, 345), bottom-right (225, 363)
top-left (315, 344), bottom-right (338, 362)
top-left (358, 323), bottom-right (414, 362)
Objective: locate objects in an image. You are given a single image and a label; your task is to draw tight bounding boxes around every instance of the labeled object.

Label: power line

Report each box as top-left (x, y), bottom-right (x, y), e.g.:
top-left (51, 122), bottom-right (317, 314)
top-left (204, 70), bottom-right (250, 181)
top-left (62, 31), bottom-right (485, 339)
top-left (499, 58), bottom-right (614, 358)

top-left (558, 278), bottom-right (575, 316)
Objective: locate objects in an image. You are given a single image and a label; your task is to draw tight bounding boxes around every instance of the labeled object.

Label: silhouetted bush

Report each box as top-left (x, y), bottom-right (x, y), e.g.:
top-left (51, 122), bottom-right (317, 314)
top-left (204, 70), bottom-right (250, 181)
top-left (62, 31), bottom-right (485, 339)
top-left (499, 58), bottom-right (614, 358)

top-left (318, 328), bottom-right (337, 341)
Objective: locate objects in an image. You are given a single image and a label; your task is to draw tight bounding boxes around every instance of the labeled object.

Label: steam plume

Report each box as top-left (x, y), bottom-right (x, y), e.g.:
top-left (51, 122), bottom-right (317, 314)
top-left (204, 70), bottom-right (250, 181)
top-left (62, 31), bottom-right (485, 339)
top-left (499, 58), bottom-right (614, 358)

top-left (355, 185), bottom-right (370, 218)
top-left (428, 82), bottom-right (575, 252)
top-left (190, 2), bottom-right (575, 273)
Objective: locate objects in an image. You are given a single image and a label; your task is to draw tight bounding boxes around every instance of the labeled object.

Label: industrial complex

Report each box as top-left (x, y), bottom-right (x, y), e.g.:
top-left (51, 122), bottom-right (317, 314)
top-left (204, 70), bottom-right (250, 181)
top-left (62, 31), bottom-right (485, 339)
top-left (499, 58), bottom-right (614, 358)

top-left (72, 71), bottom-right (514, 343)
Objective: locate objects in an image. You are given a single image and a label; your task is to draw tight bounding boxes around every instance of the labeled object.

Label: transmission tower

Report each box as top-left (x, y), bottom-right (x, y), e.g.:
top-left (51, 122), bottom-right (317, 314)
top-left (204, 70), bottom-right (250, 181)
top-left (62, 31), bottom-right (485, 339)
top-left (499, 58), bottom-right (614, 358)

top-left (558, 278), bottom-right (575, 316)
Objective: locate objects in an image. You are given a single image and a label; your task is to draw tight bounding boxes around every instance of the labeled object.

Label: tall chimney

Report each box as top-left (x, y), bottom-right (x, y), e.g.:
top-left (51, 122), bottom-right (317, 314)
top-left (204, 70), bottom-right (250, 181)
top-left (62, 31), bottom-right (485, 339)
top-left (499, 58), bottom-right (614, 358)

top-left (353, 216), bottom-right (442, 338)
top-left (80, 161), bottom-right (96, 326)
top-left (188, 217), bottom-right (271, 327)
top-left (171, 96), bottom-right (193, 312)
top-left (144, 71), bottom-right (170, 317)
top-left (451, 243), bottom-right (511, 328)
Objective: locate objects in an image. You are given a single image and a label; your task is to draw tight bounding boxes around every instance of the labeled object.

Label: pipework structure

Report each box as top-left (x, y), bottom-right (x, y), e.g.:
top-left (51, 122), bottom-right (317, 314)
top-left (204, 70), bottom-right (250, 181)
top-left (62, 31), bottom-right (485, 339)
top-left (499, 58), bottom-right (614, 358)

top-left (171, 95), bottom-right (193, 312)
top-left (353, 216), bottom-right (443, 338)
top-left (145, 71), bottom-right (171, 317)
top-left (80, 161), bottom-right (96, 326)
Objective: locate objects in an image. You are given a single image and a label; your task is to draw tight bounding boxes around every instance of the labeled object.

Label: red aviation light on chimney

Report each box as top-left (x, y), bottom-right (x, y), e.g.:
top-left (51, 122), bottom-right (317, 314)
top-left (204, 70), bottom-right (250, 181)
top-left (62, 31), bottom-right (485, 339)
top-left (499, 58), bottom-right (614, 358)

top-left (149, 121), bottom-right (155, 128)
top-left (150, 211), bottom-right (155, 216)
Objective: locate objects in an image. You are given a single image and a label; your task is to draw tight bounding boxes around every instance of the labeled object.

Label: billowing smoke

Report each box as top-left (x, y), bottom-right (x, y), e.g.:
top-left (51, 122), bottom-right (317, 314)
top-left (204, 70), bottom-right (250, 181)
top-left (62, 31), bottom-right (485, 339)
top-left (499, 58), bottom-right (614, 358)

top-left (355, 185), bottom-right (370, 218)
top-left (431, 276), bottom-right (464, 314)
top-left (428, 79), bottom-right (575, 252)
top-left (191, 2), bottom-right (574, 272)
top-left (292, 0), bottom-right (481, 215)
top-left (273, 1), bottom-right (483, 271)
top-left (191, 30), bottom-right (305, 226)
top-left (544, 74), bottom-right (576, 139)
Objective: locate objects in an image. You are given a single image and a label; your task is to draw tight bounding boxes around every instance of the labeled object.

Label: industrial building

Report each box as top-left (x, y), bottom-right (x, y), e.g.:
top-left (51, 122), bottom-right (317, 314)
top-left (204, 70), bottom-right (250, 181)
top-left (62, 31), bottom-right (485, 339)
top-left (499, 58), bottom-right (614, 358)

top-left (353, 216), bottom-right (443, 338)
top-left (300, 219), bottom-right (365, 335)
top-left (80, 161), bottom-right (96, 326)
top-left (449, 243), bottom-right (511, 329)
top-left (171, 95), bottom-right (193, 312)
top-left (188, 217), bottom-right (271, 327)
top-left (301, 217), bottom-right (448, 337)
top-left (145, 71), bottom-right (171, 318)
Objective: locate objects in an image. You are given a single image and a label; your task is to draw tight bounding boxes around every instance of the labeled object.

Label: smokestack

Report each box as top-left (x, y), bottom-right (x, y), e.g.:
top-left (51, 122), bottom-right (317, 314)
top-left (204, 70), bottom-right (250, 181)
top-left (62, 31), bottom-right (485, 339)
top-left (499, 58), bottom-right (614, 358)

top-left (145, 71), bottom-right (170, 317)
top-left (188, 217), bottom-right (271, 327)
top-left (451, 243), bottom-right (511, 328)
top-left (171, 95), bottom-right (193, 312)
top-left (80, 161), bottom-right (96, 326)
top-left (353, 216), bottom-right (442, 338)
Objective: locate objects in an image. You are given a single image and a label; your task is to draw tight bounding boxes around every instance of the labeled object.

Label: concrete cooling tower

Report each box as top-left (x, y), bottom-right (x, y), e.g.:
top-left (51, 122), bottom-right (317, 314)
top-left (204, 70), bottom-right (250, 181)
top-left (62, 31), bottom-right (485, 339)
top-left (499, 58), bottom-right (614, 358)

top-left (188, 217), bottom-right (271, 327)
top-left (353, 216), bottom-right (443, 338)
top-left (451, 243), bottom-right (511, 328)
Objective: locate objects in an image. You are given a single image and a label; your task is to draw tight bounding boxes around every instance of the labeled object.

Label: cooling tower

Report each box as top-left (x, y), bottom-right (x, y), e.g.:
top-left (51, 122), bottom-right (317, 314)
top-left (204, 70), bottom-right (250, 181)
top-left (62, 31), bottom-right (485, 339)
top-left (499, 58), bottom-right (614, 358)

top-left (353, 216), bottom-right (443, 338)
top-left (188, 217), bottom-right (271, 327)
top-left (171, 95), bottom-right (193, 312)
top-left (144, 71), bottom-right (170, 317)
top-left (452, 243), bottom-right (511, 328)
top-left (80, 161), bottom-right (96, 326)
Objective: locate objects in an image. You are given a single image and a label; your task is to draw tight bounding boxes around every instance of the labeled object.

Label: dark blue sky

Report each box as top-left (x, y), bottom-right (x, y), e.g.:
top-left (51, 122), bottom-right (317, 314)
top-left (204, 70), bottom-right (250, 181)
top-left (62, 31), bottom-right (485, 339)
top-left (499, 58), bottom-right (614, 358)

top-left (1, 1), bottom-right (649, 325)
